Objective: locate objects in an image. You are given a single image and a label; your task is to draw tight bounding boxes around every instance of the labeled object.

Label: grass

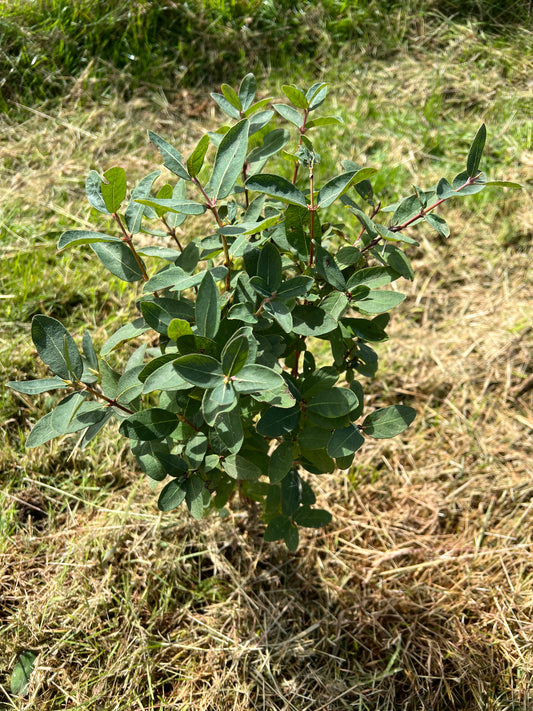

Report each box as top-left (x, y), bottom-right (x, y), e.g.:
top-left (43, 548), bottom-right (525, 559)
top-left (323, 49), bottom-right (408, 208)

top-left (0, 0), bottom-right (531, 113)
top-left (1, 5), bottom-right (533, 710)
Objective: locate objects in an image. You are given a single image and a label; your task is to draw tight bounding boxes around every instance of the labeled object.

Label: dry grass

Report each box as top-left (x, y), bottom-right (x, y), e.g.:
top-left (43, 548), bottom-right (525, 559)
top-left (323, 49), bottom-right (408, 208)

top-left (1, 24), bottom-right (533, 711)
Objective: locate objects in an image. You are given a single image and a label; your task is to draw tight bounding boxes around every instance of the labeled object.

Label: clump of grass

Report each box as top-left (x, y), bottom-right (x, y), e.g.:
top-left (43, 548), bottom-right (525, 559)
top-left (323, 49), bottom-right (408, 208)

top-left (1, 0), bottom-right (531, 113)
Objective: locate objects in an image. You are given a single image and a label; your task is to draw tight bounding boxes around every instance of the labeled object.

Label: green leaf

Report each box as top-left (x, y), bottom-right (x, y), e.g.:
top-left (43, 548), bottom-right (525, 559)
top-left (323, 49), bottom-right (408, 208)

top-left (306, 82), bottom-right (328, 110)
top-left (232, 364), bottom-right (285, 394)
top-left (85, 170), bottom-right (110, 213)
top-left (144, 265), bottom-right (200, 292)
top-left (7, 377), bottom-right (66, 394)
top-left (301, 366), bottom-right (338, 397)
top-left (168, 318), bottom-right (193, 341)
top-left (57, 230), bottom-right (121, 251)
top-left (213, 407), bottom-right (243, 453)
top-left (264, 515), bottom-right (290, 541)
top-left (100, 166), bottom-right (126, 213)
top-left (362, 405), bottom-right (416, 439)
top-left (264, 299), bottom-right (293, 333)
top-left (249, 109), bottom-right (275, 136)
top-left (375, 244), bottom-right (414, 281)
top-left (119, 408), bottom-right (178, 441)
top-left (82, 330), bottom-right (98, 371)
top-left (100, 317), bottom-right (149, 356)
top-left (247, 129), bottom-right (290, 164)
top-left (292, 305), bottom-right (336, 337)
top-left (184, 432), bottom-right (208, 468)
top-left (257, 241), bottom-right (282, 291)
top-left (140, 299), bottom-right (193, 336)
top-left (135, 197), bottom-right (206, 216)
top-left (306, 116), bottom-right (343, 129)
top-left (202, 380), bottom-right (236, 425)
top-left (297, 424), bottom-right (331, 451)
top-left (269, 441), bottom-right (294, 483)
top-left (196, 271), bottom-right (220, 339)
top-left (186, 474), bottom-right (205, 520)
top-left (142, 360), bottom-right (191, 394)
top-left (176, 334), bottom-right (219, 359)
top-left (90, 242), bottom-right (145, 282)
top-left (341, 316), bottom-right (389, 343)
top-left (307, 387), bottom-right (358, 418)
top-left (299, 447), bottom-right (335, 474)
top-left (337, 246), bottom-right (362, 268)
top-left (211, 92), bottom-right (241, 119)
top-left (327, 424), bottom-right (365, 458)
top-left (257, 405), bottom-right (300, 437)
top-left (125, 170), bottom-right (161, 234)
top-left (282, 84), bottom-right (308, 109)
top-left (31, 315), bottom-right (83, 380)
top-left (317, 168), bottom-right (376, 209)
top-left (186, 134), bottom-right (210, 178)
top-left (321, 291), bottom-right (349, 321)
top-left (133, 440), bottom-right (187, 481)
top-left (245, 174), bottom-right (307, 208)
top-left (221, 82), bottom-right (242, 110)
top-left (148, 131), bottom-right (190, 180)
top-left (391, 192), bottom-right (433, 226)
top-left (10, 651), bottom-right (37, 696)
top-left (27, 395), bottom-right (105, 447)
top-left (281, 469), bottom-right (301, 516)
top-left (275, 276), bottom-right (313, 299)
top-left (25, 411), bottom-right (59, 448)
top-left (375, 222), bottom-right (419, 246)
top-left (221, 334), bottom-right (249, 376)
top-left (293, 507), bottom-right (331, 528)
top-left (483, 180), bottom-right (522, 189)
top-left (435, 177), bottom-right (456, 200)
top-left (227, 302), bottom-right (258, 324)
top-left (467, 123), bottom-right (486, 177)
top-left (115, 366), bottom-right (143, 405)
top-left (347, 266), bottom-right (398, 290)
top-left (244, 97), bottom-right (273, 117)
top-left (238, 73), bottom-right (256, 111)
top-left (206, 118), bottom-right (250, 200)
top-left (273, 103), bottom-right (303, 127)
top-left (173, 353), bottom-right (223, 388)
top-left (284, 521), bottom-right (299, 550)
top-left (354, 290), bottom-right (406, 315)
top-left (284, 204), bottom-right (311, 261)
top-left (315, 246), bottom-right (346, 290)
top-left (224, 453), bottom-right (262, 480)
top-left (452, 170), bottom-right (487, 195)
top-left (425, 213), bottom-right (450, 238)
top-left (158, 478), bottom-right (187, 511)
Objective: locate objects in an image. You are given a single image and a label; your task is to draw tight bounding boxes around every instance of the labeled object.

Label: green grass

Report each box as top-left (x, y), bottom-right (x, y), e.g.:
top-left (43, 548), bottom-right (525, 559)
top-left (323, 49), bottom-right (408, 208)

top-left (0, 0), bottom-right (531, 113)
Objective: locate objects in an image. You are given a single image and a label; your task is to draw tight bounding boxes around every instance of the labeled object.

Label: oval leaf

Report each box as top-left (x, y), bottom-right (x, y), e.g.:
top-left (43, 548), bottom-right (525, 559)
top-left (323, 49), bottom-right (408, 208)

top-left (467, 123), bottom-right (486, 177)
top-left (101, 166), bottom-right (126, 213)
top-left (31, 315), bottom-right (83, 380)
top-left (362, 405), bottom-right (416, 439)
top-left (158, 479), bottom-right (187, 511)
top-left (119, 408), bottom-right (178, 441)
top-left (245, 174), bottom-right (307, 207)
top-left (206, 118), bottom-right (250, 200)
top-left (196, 271), bottom-right (220, 339)
top-left (90, 242), bottom-right (145, 282)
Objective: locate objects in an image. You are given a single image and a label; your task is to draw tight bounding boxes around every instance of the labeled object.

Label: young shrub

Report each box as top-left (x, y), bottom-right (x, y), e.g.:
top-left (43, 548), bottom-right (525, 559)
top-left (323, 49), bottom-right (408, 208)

top-left (8, 75), bottom-right (520, 550)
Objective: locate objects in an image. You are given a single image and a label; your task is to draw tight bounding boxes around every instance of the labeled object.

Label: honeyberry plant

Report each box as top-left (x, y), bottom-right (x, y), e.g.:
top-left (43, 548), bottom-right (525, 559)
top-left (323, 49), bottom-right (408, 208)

top-left (9, 75), bottom-right (519, 550)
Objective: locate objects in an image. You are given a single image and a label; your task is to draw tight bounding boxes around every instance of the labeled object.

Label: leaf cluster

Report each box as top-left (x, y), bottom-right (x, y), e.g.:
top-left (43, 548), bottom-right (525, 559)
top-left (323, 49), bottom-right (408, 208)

top-left (9, 75), bottom-right (520, 550)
